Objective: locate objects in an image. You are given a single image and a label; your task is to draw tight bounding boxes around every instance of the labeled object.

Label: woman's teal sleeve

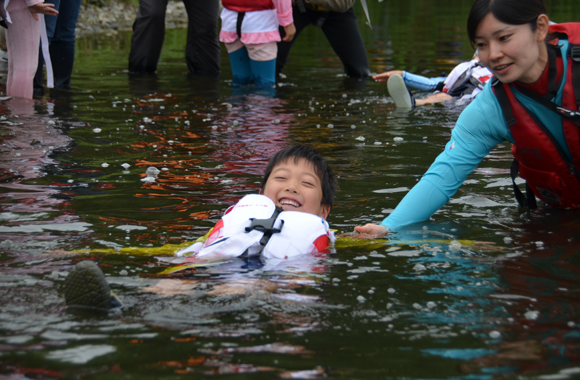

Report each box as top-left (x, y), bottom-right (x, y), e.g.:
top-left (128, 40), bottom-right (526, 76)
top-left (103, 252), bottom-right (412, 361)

top-left (380, 86), bottom-right (510, 230)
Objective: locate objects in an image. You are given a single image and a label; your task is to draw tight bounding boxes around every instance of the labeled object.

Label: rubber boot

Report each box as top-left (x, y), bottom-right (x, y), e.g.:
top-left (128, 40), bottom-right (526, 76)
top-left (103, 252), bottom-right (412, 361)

top-left (49, 40), bottom-right (75, 89)
top-left (228, 47), bottom-right (252, 87)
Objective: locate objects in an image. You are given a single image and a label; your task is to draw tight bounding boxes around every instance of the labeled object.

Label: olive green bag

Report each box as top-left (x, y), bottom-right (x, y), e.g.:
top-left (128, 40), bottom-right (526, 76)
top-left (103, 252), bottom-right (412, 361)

top-left (306, 0), bottom-right (356, 13)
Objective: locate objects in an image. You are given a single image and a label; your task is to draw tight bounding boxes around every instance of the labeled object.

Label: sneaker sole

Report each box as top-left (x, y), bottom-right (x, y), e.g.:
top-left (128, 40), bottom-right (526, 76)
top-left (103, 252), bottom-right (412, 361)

top-left (63, 261), bottom-right (112, 310)
top-left (387, 74), bottom-right (413, 109)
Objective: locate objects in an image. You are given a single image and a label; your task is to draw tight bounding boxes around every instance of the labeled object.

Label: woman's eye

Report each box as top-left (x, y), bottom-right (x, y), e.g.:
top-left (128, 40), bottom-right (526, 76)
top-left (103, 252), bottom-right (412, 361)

top-left (476, 42), bottom-right (486, 48)
top-left (303, 182), bottom-right (314, 187)
top-left (499, 34), bottom-right (511, 41)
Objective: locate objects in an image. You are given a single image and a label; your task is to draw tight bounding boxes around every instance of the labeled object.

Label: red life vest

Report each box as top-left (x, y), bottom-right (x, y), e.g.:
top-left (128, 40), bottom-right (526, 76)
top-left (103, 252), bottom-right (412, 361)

top-left (493, 23), bottom-right (580, 209)
top-left (222, 0), bottom-right (275, 13)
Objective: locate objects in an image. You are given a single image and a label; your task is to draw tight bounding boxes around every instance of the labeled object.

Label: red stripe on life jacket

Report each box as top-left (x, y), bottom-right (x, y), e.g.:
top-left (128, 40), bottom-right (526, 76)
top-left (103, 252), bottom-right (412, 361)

top-left (205, 219), bottom-right (224, 246)
top-left (313, 234), bottom-right (330, 252)
top-left (479, 75), bottom-right (492, 83)
top-left (222, 0), bottom-right (275, 13)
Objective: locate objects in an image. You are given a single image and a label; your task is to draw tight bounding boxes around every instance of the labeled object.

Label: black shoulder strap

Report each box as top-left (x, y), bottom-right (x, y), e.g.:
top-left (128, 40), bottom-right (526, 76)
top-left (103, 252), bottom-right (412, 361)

top-left (546, 43), bottom-right (561, 99)
top-left (510, 160), bottom-right (537, 209)
top-left (236, 12), bottom-right (246, 40)
top-left (513, 44), bottom-right (580, 125)
top-left (570, 43), bottom-right (580, 110)
top-left (492, 78), bottom-right (517, 127)
top-left (512, 81), bottom-right (580, 128)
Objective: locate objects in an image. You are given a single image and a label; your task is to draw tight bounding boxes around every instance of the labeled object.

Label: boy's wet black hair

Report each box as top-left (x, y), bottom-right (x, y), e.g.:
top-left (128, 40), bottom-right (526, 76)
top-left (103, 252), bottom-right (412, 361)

top-left (261, 144), bottom-right (337, 207)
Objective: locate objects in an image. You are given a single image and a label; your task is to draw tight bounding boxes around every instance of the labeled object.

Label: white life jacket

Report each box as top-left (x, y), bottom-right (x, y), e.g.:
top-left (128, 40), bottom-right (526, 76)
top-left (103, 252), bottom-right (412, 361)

top-left (176, 194), bottom-right (334, 260)
top-left (442, 58), bottom-right (493, 96)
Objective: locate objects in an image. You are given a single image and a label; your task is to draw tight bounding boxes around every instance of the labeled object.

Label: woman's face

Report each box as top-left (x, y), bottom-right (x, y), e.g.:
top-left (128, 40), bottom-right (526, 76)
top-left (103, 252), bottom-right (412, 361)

top-left (474, 13), bottom-right (549, 84)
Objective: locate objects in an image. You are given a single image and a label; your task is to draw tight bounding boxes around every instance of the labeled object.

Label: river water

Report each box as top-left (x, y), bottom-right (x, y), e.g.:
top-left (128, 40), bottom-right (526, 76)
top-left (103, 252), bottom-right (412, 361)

top-left (1, 1), bottom-right (580, 379)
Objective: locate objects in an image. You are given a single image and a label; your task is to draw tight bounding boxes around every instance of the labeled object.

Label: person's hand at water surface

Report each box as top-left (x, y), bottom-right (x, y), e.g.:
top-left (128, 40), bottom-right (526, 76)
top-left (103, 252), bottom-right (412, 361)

top-left (373, 70), bottom-right (404, 83)
top-left (28, 2), bottom-right (58, 20)
top-left (282, 23), bottom-right (296, 42)
top-left (353, 223), bottom-right (389, 239)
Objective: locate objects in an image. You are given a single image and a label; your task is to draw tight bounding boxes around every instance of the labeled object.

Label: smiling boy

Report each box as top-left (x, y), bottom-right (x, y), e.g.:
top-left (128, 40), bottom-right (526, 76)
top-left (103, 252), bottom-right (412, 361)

top-left (175, 144), bottom-right (337, 260)
top-left (260, 144), bottom-right (334, 219)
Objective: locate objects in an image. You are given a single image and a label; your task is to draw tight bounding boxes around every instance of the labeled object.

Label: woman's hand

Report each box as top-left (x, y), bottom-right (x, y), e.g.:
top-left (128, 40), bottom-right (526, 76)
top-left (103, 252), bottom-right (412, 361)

top-left (28, 3), bottom-right (59, 20)
top-left (352, 223), bottom-right (389, 239)
top-left (372, 70), bottom-right (404, 83)
top-left (282, 23), bottom-right (296, 42)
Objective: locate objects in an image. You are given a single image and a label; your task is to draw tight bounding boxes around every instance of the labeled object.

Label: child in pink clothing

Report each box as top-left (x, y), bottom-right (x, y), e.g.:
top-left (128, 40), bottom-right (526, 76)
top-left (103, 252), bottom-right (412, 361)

top-left (2, 0), bottom-right (58, 99)
top-left (220, 0), bottom-right (295, 89)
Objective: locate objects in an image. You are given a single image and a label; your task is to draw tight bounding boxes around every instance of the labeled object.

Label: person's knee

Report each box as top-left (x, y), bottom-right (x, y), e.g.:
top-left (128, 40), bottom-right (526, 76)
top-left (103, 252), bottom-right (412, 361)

top-left (137, 0), bottom-right (167, 24)
top-left (50, 28), bottom-right (77, 44)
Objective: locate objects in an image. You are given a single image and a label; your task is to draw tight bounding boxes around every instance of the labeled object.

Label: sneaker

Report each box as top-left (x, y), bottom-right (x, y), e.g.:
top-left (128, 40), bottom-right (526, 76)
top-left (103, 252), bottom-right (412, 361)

top-left (63, 261), bottom-right (122, 310)
top-left (387, 74), bottom-right (415, 109)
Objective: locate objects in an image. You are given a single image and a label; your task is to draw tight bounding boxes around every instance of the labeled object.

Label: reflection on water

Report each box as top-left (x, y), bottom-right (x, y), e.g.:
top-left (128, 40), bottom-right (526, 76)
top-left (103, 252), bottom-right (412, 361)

top-left (1, 0), bottom-right (580, 378)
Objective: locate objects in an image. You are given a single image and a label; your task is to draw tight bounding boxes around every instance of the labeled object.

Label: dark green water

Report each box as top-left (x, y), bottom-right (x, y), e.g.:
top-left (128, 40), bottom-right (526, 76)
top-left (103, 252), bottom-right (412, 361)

top-left (1, 1), bottom-right (580, 378)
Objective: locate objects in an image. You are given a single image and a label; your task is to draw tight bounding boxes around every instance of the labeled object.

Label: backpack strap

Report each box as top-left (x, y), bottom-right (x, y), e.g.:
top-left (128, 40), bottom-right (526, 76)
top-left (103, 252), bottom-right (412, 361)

top-left (550, 23), bottom-right (580, 110)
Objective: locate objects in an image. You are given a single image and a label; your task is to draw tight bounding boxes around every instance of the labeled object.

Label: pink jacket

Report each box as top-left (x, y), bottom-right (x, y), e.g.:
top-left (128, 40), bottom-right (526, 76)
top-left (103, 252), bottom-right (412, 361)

top-left (219, 0), bottom-right (293, 44)
top-left (2, 0), bottom-right (44, 24)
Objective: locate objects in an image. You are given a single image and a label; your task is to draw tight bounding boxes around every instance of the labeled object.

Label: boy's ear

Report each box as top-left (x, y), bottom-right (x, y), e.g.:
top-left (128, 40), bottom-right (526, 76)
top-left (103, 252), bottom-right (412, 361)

top-left (259, 189), bottom-right (263, 195)
top-left (320, 204), bottom-right (331, 219)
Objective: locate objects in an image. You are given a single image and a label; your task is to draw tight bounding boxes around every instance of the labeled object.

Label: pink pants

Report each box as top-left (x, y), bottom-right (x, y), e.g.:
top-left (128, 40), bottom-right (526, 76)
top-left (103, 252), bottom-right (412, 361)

top-left (6, 0), bottom-right (41, 99)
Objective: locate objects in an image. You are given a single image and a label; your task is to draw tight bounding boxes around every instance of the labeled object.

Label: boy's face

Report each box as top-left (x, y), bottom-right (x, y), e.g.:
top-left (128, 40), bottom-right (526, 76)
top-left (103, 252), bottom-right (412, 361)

top-left (261, 158), bottom-right (330, 219)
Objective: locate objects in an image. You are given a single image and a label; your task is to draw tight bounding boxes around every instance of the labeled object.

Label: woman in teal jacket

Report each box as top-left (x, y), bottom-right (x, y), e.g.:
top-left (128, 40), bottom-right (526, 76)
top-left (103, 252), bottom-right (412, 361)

top-left (356, 0), bottom-right (580, 236)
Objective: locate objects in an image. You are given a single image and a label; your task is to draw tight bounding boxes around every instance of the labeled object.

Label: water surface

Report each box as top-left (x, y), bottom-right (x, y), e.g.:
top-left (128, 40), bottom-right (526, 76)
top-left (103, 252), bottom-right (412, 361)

top-left (1, 1), bottom-right (580, 378)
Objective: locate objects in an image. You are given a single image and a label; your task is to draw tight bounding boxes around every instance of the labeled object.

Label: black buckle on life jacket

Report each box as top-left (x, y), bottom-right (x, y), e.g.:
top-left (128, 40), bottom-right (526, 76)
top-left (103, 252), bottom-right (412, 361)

top-left (245, 206), bottom-right (284, 246)
top-left (571, 46), bottom-right (580, 62)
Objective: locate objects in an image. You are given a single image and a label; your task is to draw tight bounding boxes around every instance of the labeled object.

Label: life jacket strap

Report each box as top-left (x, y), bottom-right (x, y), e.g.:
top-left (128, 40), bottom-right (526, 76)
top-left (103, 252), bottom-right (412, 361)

top-left (236, 12), bottom-right (246, 40)
top-left (512, 81), bottom-right (580, 127)
top-left (492, 78), bottom-right (517, 127)
top-left (245, 206), bottom-right (285, 246)
top-left (510, 160), bottom-right (537, 209)
top-left (546, 43), bottom-right (561, 98)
